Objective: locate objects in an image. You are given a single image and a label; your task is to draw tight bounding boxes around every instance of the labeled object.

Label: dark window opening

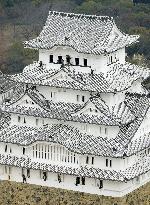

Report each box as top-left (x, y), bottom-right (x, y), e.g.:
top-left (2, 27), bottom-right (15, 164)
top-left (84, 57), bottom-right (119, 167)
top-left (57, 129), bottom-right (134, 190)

top-left (82, 96), bottom-right (85, 102)
top-left (58, 56), bottom-right (62, 64)
top-left (43, 172), bottom-right (47, 181)
top-left (110, 160), bottom-right (112, 167)
top-left (66, 55), bottom-right (71, 64)
top-left (5, 145), bottom-right (7, 152)
top-left (111, 56), bottom-right (113, 63)
top-left (36, 151), bottom-right (37, 158)
top-left (99, 180), bottom-right (103, 189)
top-left (23, 147), bottom-right (25, 155)
top-left (75, 177), bottom-right (80, 186)
top-left (92, 157), bottom-right (94, 165)
top-left (82, 177), bottom-right (85, 185)
top-left (106, 159), bottom-right (108, 167)
top-left (84, 59), bottom-right (87, 66)
top-left (24, 117), bottom-right (26, 124)
top-left (50, 55), bottom-right (53, 63)
top-left (86, 156), bottom-right (89, 164)
top-left (58, 174), bottom-right (61, 183)
top-left (39, 61), bottom-right (42, 67)
top-left (18, 116), bottom-right (21, 123)
top-left (75, 58), bottom-right (79, 66)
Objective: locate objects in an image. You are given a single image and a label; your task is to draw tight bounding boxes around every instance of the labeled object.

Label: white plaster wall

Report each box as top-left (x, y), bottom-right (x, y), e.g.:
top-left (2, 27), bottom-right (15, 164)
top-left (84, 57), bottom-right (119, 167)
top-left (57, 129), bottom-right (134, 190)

top-left (0, 164), bottom-right (149, 197)
top-left (39, 46), bottom-right (125, 75)
top-left (11, 114), bottom-right (60, 127)
top-left (68, 121), bottom-right (119, 139)
top-left (36, 85), bottom-right (91, 104)
top-left (100, 91), bottom-right (126, 112)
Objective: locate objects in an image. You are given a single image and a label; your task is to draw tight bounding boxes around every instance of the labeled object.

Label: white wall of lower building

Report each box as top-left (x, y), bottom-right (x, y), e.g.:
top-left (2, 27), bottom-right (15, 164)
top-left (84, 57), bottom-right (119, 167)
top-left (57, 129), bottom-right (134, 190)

top-left (0, 164), bottom-right (149, 197)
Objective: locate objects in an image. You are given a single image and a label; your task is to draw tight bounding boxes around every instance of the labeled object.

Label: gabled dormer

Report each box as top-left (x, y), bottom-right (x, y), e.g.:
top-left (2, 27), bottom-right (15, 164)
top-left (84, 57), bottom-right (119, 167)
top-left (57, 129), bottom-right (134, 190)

top-left (73, 96), bottom-right (111, 118)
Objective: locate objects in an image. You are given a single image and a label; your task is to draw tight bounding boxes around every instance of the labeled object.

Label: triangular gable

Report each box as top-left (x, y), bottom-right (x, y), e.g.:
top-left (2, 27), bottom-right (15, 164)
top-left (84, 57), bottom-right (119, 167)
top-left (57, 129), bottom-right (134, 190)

top-left (11, 93), bottom-right (42, 110)
top-left (44, 69), bottom-right (74, 82)
top-left (72, 99), bottom-right (108, 117)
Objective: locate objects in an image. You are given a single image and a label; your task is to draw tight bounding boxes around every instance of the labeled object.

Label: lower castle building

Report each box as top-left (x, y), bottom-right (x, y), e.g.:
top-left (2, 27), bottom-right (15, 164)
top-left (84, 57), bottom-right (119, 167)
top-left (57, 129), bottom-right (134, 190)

top-left (0, 11), bottom-right (150, 197)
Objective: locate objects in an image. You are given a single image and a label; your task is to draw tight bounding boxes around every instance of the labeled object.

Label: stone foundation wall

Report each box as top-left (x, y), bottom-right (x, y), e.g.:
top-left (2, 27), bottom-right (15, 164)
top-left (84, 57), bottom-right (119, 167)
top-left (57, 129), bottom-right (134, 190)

top-left (0, 181), bottom-right (149, 205)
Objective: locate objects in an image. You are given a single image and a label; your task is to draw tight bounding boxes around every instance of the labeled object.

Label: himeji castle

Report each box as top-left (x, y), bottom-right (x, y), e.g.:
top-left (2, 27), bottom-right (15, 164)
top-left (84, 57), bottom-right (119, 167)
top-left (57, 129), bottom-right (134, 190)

top-left (0, 11), bottom-right (150, 197)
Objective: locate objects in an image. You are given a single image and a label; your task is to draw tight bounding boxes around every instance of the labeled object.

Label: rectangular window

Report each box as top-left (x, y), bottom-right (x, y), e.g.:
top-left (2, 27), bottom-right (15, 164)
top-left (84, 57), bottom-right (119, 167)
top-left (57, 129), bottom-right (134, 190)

top-left (58, 56), bottom-right (62, 64)
top-left (82, 177), bottom-right (85, 185)
top-left (75, 177), bottom-right (80, 186)
top-left (105, 128), bottom-right (108, 135)
top-left (36, 119), bottom-right (39, 126)
top-left (77, 95), bottom-right (80, 102)
top-left (66, 55), bottom-right (71, 64)
top-left (24, 117), bottom-right (26, 124)
top-left (50, 92), bottom-right (56, 99)
top-left (84, 59), bottom-right (87, 66)
top-left (18, 116), bottom-right (21, 123)
top-left (86, 156), bottom-right (89, 164)
top-left (5, 166), bottom-right (7, 174)
top-left (99, 127), bottom-right (101, 134)
top-left (106, 159), bottom-right (108, 167)
top-left (82, 96), bottom-right (85, 102)
top-left (5, 145), bottom-right (7, 152)
top-left (23, 147), bottom-right (25, 155)
top-left (49, 55), bottom-right (53, 63)
top-left (92, 157), bottom-right (94, 165)
top-left (75, 58), bottom-right (79, 66)
top-left (100, 180), bottom-right (103, 189)
top-left (110, 160), bottom-right (112, 167)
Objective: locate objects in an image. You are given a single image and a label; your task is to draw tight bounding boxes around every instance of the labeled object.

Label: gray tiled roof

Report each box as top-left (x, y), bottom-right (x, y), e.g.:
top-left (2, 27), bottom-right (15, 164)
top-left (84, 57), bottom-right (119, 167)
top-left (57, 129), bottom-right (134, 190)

top-left (24, 11), bottom-right (139, 54)
top-left (0, 153), bottom-right (125, 181)
top-left (10, 63), bottom-right (110, 93)
top-left (0, 88), bottom-right (120, 126)
top-left (106, 62), bottom-right (149, 92)
top-left (0, 152), bottom-right (149, 182)
top-left (10, 62), bottom-right (149, 93)
top-left (0, 124), bottom-right (115, 157)
top-left (114, 93), bottom-right (149, 149)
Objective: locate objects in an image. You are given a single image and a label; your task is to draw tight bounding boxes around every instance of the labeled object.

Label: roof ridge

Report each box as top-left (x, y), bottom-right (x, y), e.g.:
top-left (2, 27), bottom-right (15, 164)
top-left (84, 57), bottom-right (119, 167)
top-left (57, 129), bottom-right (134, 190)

top-left (49, 10), bottom-right (113, 21)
